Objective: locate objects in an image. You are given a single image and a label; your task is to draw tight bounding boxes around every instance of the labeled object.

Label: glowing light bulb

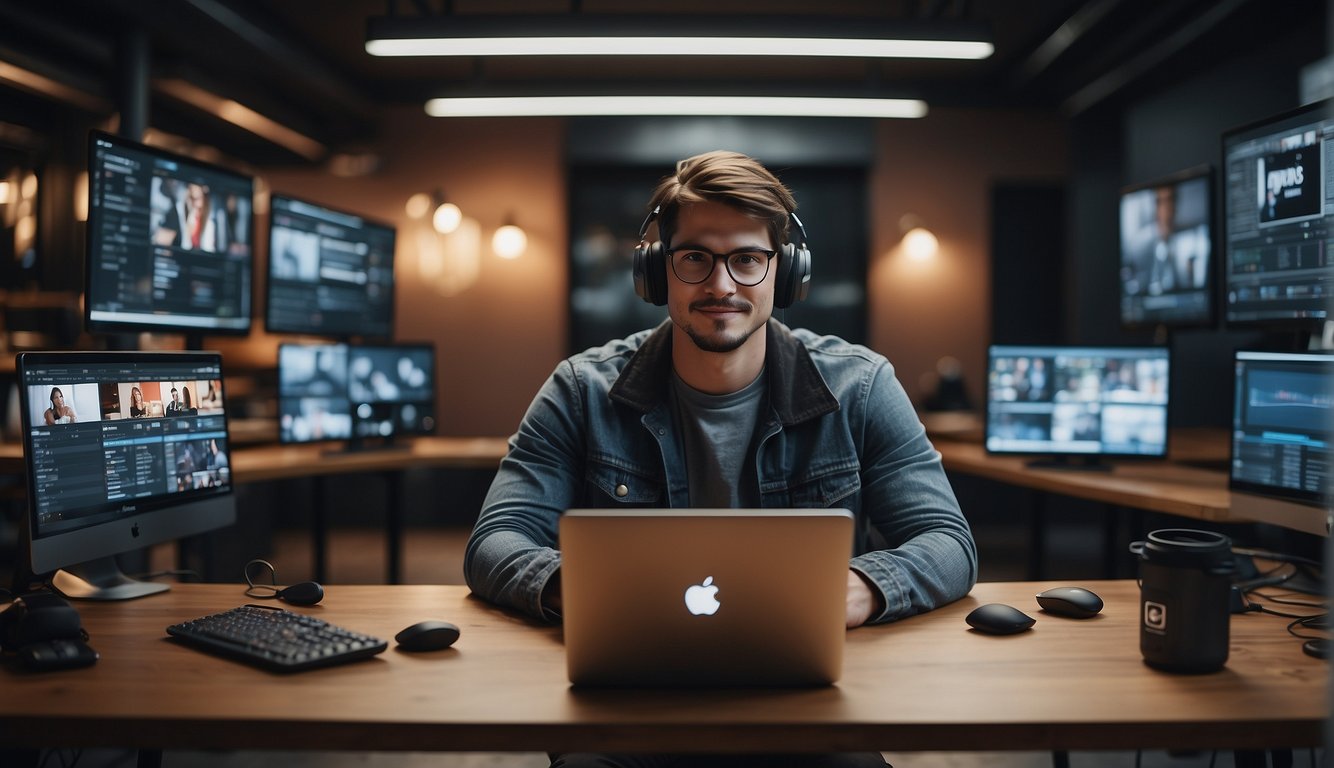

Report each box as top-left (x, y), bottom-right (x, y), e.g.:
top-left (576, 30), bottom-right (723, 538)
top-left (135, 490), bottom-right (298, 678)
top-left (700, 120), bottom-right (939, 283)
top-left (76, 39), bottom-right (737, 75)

top-left (433, 202), bottom-right (462, 234)
top-left (492, 223), bottom-right (527, 259)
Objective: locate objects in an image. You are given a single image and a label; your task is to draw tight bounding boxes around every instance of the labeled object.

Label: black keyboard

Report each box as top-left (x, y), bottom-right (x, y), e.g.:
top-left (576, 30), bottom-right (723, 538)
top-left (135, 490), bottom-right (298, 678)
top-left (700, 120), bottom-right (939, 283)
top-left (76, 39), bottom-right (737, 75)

top-left (166, 604), bottom-right (387, 672)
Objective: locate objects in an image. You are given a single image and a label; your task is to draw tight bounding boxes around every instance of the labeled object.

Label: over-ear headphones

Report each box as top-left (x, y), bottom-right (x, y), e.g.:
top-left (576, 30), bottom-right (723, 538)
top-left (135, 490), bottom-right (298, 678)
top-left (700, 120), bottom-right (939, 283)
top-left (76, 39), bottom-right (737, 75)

top-left (632, 206), bottom-right (812, 308)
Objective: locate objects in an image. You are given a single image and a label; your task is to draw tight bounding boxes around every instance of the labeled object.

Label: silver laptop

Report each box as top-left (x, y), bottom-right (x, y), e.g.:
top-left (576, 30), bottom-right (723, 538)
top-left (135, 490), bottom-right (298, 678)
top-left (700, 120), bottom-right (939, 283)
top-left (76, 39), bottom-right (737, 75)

top-left (559, 508), bottom-right (854, 687)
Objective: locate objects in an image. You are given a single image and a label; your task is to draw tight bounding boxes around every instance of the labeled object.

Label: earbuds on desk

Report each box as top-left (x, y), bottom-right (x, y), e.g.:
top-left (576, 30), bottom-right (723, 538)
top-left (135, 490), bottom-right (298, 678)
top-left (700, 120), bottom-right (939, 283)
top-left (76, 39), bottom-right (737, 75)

top-left (244, 559), bottom-right (324, 606)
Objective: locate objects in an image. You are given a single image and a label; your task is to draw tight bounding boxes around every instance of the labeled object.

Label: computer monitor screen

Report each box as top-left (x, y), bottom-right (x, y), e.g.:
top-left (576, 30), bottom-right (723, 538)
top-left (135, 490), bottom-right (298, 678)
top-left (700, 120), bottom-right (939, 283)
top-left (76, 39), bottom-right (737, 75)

top-left (1221, 100), bottom-right (1333, 326)
top-left (347, 343), bottom-right (436, 439)
top-left (17, 351), bottom-right (236, 600)
top-left (277, 342), bottom-right (352, 444)
top-left (986, 345), bottom-right (1171, 461)
top-left (266, 194), bottom-right (396, 340)
top-left (1230, 350), bottom-right (1331, 512)
top-left (85, 131), bottom-right (254, 336)
top-left (1119, 166), bottom-right (1214, 327)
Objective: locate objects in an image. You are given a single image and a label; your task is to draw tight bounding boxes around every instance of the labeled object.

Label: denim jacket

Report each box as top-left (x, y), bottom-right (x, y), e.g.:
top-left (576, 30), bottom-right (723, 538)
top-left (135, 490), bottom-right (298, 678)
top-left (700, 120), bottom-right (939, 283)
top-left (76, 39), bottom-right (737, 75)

top-left (464, 320), bottom-right (977, 624)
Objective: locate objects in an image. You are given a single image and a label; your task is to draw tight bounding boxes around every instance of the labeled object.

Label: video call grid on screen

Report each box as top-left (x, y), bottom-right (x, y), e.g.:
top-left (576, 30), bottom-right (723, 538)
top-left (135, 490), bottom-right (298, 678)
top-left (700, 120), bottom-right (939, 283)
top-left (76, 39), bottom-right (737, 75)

top-left (986, 345), bottom-right (1171, 457)
top-left (278, 342), bottom-right (436, 444)
top-left (85, 132), bottom-right (254, 334)
top-left (1221, 100), bottom-right (1332, 325)
top-left (1118, 166), bottom-right (1214, 327)
top-left (20, 354), bottom-right (231, 539)
top-left (1230, 350), bottom-right (1332, 505)
top-left (266, 194), bottom-right (397, 340)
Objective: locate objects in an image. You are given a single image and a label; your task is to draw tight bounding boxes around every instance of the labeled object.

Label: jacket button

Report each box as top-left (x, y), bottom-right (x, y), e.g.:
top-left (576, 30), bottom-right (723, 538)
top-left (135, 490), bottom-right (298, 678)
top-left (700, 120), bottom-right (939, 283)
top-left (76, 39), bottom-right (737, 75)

top-left (615, 484), bottom-right (629, 498)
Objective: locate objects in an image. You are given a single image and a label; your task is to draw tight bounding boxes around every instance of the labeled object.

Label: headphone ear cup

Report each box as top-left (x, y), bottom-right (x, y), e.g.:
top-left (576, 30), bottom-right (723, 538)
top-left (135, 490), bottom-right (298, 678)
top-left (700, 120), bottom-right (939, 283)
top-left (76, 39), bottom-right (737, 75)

top-left (632, 241), bottom-right (668, 306)
top-left (774, 242), bottom-right (812, 309)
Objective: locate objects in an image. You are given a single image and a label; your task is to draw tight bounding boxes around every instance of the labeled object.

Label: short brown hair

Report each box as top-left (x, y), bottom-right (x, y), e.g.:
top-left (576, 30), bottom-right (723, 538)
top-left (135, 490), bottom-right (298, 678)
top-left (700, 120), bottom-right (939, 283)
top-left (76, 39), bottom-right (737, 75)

top-left (646, 150), bottom-right (797, 250)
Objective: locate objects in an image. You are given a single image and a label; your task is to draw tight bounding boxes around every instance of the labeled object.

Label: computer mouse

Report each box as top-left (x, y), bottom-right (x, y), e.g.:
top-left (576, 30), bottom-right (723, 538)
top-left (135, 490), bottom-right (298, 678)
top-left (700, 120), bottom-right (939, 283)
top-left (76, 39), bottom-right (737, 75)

top-left (394, 620), bottom-right (460, 652)
top-left (1035, 587), bottom-right (1104, 619)
top-left (965, 603), bottom-right (1035, 635)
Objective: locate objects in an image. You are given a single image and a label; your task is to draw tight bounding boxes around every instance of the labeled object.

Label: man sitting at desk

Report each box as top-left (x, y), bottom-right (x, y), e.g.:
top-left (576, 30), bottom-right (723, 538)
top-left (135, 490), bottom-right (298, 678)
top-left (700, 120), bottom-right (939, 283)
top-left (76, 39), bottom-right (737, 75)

top-left (465, 150), bottom-right (977, 768)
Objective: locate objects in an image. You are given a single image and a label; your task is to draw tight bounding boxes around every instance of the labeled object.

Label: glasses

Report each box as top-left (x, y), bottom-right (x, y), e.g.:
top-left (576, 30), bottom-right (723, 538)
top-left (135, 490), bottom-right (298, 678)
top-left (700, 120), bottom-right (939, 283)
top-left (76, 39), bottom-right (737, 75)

top-left (668, 247), bottom-right (777, 286)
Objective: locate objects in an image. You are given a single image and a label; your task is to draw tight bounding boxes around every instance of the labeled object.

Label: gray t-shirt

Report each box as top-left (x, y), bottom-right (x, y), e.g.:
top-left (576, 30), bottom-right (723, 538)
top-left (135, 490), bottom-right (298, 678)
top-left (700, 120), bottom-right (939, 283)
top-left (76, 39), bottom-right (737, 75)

top-left (670, 368), bottom-right (767, 508)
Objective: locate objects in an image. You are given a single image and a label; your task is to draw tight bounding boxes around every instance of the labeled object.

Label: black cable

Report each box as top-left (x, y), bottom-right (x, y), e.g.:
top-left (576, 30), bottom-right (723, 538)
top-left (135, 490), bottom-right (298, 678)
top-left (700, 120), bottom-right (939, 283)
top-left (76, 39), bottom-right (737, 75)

top-left (1232, 546), bottom-right (1323, 571)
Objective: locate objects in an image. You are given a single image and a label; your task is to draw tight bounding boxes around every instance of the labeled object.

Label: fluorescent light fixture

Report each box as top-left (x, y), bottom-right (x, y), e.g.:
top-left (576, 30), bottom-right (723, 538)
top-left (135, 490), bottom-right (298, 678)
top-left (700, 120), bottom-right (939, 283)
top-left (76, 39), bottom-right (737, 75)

top-left (426, 95), bottom-right (927, 119)
top-left (367, 15), bottom-right (993, 60)
top-left (153, 78), bottom-right (326, 160)
top-left (371, 36), bottom-right (991, 60)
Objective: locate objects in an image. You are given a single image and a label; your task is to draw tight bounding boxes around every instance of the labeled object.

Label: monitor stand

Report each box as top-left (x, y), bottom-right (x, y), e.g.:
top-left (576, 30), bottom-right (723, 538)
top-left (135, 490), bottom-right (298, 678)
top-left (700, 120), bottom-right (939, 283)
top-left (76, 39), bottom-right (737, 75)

top-left (1024, 456), bottom-right (1113, 472)
top-left (51, 557), bottom-right (170, 601)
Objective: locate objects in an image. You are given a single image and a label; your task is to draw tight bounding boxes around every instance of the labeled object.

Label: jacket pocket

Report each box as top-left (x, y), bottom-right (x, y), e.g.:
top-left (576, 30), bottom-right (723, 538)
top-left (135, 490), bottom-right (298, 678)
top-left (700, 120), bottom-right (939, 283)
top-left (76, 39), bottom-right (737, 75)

top-left (584, 453), bottom-right (666, 506)
top-left (766, 459), bottom-right (861, 508)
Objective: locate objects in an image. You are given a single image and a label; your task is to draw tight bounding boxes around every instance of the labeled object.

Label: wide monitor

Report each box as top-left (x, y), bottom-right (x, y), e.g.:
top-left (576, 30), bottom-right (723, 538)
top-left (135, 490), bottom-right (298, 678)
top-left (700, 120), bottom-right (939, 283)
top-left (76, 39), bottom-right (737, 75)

top-left (1229, 350), bottom-right (1332, 536)
top-left (266, 194), bottom-right (396, 340)
top-left (85, 131), bottom-right (254, 338)
top-left (1221, 100), bottom-right (1332, 327)
top-left (1119, 166), bottom-right (1215, 328)
top-left (986, 344), bottom-right (1171, 466)
top-left (278, 342), bottom-right (435, 447)
top-left (17, 351), bottom-right (236, 600)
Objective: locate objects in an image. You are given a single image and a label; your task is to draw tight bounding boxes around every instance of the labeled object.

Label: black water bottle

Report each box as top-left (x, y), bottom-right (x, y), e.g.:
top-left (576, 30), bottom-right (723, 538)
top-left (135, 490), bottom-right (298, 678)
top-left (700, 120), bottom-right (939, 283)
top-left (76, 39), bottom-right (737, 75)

top-left (1133, 528), bottom-right (1235, 673)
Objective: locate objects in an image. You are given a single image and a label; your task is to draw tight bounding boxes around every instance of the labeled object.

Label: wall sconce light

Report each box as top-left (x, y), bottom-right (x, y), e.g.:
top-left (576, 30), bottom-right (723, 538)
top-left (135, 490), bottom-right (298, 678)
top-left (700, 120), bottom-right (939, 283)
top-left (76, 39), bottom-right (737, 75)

top-left (899, 213), bottom-right (939, 261)
top-left (433, 199), bottom-right (462, 235)
top-left (405, 189), bottom-right (464, 235)
top-left (492, 215), bottom-right (528, 259)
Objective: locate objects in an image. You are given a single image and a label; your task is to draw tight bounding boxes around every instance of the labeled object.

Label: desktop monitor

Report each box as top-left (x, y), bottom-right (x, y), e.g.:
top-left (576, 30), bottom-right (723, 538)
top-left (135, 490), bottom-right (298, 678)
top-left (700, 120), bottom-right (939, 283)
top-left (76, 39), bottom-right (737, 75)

top-left (346, 343), bottom-right (436, 440)
top-left (277, 342), bottom-right (352, 444)
top-left (986, 344), bottom-right (1171, 466)
top-left (1221, 100), bottom-right (1332, 327)
top-left (1119, 166), bottom-right (1215, 328)
top-left (1229, 350), bottom-right (1332, 536)
top-left (266, 194), bottom-right (397, 340)
top-left (85, 131), bottom-right (254, 338)
top-left (17, 351), bottom-right (236, 600)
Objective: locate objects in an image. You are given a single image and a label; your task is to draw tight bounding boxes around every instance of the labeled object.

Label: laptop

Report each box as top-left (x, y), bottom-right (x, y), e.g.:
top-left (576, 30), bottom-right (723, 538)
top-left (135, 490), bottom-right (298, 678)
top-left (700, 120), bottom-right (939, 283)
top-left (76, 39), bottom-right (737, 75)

top-left (559, 508), bottom-right (854, 688)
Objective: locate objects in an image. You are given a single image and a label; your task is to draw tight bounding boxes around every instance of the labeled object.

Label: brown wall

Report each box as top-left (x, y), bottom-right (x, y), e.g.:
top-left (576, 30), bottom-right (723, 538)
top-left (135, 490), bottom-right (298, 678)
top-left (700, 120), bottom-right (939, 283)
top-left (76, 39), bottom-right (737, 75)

top-left (217, 106), bottom-right (1067, 436)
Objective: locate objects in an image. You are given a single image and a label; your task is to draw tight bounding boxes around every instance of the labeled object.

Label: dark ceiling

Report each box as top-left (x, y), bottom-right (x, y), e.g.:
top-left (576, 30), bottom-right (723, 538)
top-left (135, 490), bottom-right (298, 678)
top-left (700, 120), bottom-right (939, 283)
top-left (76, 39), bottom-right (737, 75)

top-left (0, 0), bottom-right (1324, 166)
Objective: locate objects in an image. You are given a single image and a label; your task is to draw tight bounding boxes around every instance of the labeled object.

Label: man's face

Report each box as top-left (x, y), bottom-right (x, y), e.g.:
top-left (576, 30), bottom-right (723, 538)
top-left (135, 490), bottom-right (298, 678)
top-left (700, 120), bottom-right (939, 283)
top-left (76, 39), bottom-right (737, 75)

top-left (665, 201), bottom-right (776, 354)
top-left (171, 390), bottom-right (180, 403)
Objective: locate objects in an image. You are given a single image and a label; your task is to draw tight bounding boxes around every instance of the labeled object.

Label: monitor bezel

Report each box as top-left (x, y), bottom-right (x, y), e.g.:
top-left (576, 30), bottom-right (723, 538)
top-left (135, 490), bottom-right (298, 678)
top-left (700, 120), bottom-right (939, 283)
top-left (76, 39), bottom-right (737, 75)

top-left (1228, 348), bottom-right (1332, 509)
top-left (1117, 164), bottom-right (1217, 330)
top-left (84, 130), bottom-right (256, 338)
top-left (1219, 99), bottom-right (1333, 331)
top-left (264, 192), bottom-right (398, 341)
top-left (983, 343), bottom-right (1173, 461)
top-left (17, 350), bottom-right (237, 577)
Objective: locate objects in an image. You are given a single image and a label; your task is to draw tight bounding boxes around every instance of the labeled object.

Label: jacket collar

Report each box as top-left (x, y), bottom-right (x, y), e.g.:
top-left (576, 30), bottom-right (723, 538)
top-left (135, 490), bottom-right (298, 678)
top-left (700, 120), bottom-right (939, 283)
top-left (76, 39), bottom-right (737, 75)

top-left (609, 319), bottom-right (840, 425)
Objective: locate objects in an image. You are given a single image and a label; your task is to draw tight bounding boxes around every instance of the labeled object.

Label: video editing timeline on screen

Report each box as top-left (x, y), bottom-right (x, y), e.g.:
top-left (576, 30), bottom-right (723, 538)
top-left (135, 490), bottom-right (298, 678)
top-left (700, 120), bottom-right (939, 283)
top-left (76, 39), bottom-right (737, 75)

top-left (1232, 352), bottom-right (1332, 502)
top-left (24, 358), bottom-right (230, 538)
top-left (85, 133), bottom-right (253, 334)
top-left (266, 195), bottom-right (396, 340)
top-left (986, 346), bottom-right (1170, 458)
top-left (1223, 103), bottom-right (1332, 324)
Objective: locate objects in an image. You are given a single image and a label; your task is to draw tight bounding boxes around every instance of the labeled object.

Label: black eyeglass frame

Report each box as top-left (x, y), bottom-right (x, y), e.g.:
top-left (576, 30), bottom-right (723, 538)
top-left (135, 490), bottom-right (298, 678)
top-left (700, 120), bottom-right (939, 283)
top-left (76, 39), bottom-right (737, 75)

top-left (666, 247), bottom-right (778, 286)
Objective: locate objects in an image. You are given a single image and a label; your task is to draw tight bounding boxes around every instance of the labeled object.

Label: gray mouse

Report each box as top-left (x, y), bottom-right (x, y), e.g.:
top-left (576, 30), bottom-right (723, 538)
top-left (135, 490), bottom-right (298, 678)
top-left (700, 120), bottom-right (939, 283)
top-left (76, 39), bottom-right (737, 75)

top-left (965, 603), bottom-right (1035, 635)
top-left (395, 620), bottom-right (460, 652)
top-left (1035, 586), bottom-right (1104, 619)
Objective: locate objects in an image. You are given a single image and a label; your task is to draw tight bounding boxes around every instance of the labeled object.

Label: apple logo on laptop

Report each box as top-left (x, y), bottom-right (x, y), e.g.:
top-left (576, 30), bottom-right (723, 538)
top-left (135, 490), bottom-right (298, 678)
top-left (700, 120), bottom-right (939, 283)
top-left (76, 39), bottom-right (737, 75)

top-left (684, 576), bottom-right (720, 616)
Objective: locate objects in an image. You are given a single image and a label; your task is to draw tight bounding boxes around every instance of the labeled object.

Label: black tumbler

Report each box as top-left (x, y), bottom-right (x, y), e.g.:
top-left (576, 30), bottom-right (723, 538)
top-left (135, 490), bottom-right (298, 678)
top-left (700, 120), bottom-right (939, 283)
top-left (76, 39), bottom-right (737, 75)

top-left (1133, 528), bottom-right (1235, 673)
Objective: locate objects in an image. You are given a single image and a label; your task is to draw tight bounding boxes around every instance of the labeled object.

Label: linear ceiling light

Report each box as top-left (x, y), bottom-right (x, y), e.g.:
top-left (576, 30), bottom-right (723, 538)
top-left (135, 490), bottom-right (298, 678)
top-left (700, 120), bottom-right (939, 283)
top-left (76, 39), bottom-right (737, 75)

top-left (368, 16), bottom-right (993, 60)
top-left (154, 78), bottom-right (326, 161)
top-left (425, 96), bottom-right (927, 119)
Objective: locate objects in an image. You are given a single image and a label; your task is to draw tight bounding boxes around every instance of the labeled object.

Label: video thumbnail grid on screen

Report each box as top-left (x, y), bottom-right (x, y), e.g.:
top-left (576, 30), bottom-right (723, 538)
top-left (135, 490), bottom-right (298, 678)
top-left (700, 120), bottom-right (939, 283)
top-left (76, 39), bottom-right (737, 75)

top-left (24, 368), bottom-right (229, 534)
top-left (987, 348), bottom-right (1169, 456)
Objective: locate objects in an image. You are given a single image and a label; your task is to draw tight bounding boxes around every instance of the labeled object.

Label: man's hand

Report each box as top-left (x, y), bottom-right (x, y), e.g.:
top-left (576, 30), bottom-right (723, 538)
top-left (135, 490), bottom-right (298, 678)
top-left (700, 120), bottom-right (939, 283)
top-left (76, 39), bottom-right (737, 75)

top-left (846, 569), bottom-right (883, 628)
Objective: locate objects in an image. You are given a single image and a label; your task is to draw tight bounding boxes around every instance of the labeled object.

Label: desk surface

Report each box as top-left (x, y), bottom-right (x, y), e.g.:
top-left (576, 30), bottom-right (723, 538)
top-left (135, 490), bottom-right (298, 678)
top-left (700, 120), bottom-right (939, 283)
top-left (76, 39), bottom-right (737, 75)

top-left (935, 439), bottom-right (1234, 521)
top-left (0, 581), bottom-right (1322, 754)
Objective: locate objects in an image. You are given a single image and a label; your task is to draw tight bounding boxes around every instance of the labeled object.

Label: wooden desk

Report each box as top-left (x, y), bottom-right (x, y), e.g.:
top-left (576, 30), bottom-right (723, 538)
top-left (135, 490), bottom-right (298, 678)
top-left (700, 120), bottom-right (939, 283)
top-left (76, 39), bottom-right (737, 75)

top-left (935, 440), bottom-right (1233, 523)
top-left (0, 581), bottom-right (1322, 755)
